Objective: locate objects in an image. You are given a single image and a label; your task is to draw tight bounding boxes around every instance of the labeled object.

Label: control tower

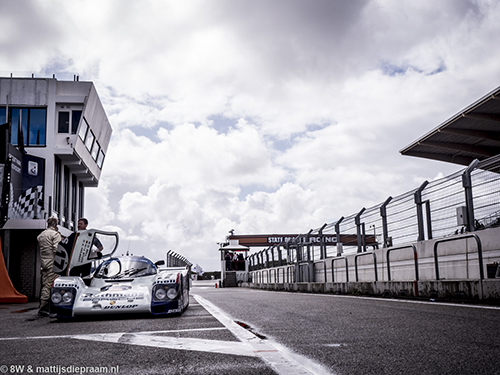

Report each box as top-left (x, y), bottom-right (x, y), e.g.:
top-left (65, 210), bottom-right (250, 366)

top-left (219, 239), bottom-right (249, 287)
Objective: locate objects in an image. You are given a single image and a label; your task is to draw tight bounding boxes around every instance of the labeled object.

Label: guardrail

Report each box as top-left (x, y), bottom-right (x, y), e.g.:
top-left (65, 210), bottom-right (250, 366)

top-left (354, 252), bottom-right (378, 282)
top-left (286, 265), bottom-right (295, 283)
top-left (277, 267), bottom-right (285, 283)
top-left (387, 245), bottom-right (418, 281)
top-left (331, 257), bottom-right (349, 283)
top-left (245, 227), bottom-right (500, 300)
top-left (433, 234), bottom-right (483, 280)
top-left (250, 234), bottom-right (489, 283)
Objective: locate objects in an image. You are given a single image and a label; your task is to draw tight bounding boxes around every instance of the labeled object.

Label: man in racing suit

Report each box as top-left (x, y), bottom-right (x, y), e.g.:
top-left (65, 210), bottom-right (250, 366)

top-left (69, 218), bottom-right (103, 277)
top-left (37, 217), bottom-right (62, 316)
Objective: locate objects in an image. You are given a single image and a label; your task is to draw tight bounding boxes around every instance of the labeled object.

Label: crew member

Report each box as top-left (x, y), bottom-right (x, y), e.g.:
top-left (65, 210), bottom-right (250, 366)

top-left (77, 218), bottom-right (103, 252)
top-left (70, 218), bottom-right (103, 277)
top-left (37, 217), bottom-right (62, 317)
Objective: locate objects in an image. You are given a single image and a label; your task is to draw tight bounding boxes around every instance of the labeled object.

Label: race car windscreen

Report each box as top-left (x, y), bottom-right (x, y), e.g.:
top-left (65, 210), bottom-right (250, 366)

top-left (93, 257), bottom-right (158, 279)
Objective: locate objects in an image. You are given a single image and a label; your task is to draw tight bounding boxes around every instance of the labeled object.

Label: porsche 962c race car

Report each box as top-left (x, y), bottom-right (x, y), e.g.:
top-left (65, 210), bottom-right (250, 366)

top-left (50, 230), bottom-right (190, 319)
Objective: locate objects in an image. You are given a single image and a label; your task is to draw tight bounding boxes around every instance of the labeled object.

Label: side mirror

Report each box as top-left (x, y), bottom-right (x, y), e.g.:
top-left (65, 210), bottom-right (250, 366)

top-left (155, 260), bottom-right (165, 267)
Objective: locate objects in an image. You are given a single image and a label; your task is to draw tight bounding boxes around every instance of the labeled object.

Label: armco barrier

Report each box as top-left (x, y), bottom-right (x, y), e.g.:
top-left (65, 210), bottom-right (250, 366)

top-left (387, 245), bottom-right (418, 281)
top-left (355, 252), bottom-right (378, 282)
top-left (331, 257), bottom-right (348, 283)
top-left (433, 234), bottom-right (483, 280)
top-left (247, 228), bottom-right (500, 301)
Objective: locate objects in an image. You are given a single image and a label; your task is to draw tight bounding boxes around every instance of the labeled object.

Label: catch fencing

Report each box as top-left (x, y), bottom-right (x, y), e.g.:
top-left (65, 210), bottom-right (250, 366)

top-left (166, 250), bottom-right (192, 268)
top-left (248, 155), bottom-right (500, 277)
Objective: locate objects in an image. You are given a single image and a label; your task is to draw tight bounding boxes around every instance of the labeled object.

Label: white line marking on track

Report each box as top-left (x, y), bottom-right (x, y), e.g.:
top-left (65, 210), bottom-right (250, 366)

top-left (0, 327), bottom-right (227, 341)
top-left (0, 330), bottom-right (255, 356)
top-left (76, 333), bottom-right (257, 357)
top-left (1, 297), bottom-right (335, 374)
top-left (193, 294), bottom-right (334, 375)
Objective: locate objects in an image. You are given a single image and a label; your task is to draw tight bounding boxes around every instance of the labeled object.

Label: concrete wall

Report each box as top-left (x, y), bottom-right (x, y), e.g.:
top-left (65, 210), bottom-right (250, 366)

top-left (248, 227), bottom-right (500, 301)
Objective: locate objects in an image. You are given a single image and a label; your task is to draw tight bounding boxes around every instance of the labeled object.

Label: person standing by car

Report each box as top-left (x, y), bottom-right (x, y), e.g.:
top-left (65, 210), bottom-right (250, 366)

top-left (37, 217), bottom-right (62, 316)
top-left (77, 217), bottom-right (103, 252)
top-left (70, 218), bottom-right (103, 277)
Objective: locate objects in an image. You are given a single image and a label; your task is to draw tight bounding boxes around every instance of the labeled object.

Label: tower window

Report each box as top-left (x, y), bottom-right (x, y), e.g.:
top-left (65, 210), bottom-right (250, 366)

top-left (10, 107), bottom-right (47, 146)
top-left (58, 109), bottom-right (82, 134)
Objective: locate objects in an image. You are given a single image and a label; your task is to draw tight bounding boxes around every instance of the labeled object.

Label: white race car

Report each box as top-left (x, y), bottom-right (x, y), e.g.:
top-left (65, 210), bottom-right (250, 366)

top-left (50, 230), bottom-right (190, 319)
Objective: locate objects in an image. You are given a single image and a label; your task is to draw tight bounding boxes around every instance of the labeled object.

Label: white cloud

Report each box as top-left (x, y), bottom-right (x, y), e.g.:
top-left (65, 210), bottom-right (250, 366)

top-left (2, 0), bottom-right (500, 270)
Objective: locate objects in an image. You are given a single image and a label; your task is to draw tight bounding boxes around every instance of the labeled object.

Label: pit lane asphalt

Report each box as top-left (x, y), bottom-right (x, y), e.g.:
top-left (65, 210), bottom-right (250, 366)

top-left (0, 285), bottom-right (279, 375)
top-left (194, 285), bottom-right (500, 375)
top-left (1, 281), bottom-right (500, 375)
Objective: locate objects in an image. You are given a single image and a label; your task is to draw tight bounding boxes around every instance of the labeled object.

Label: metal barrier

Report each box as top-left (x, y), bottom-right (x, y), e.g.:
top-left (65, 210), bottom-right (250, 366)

top-left (298, 262), bottom-right (314, 282)
top-left (315, 260), bottom-right (327, 283)
top-left (270, 268), bottom-right (277, 283)
top-left (331, 256), bottom-right (349, 283)
top-left (286, 265), bottom-right (295, 283)
top-left (253, 271), bottom-right (260, 284)
top-left (263, 269), bottom-right (269, 284)
top-left (247, 229), bottom-right (500, 300)
top-left (387, 245), bottom-right (418, 281)
top-left (252, 266), bottom-right (296, 284)
top-left (277, 267), bottom-right (285, 283)
top-left (243, 157), bottom-right (499, 294)
top-left (354, 252), bottom-right (378, 282)
top-left (433, 234), bottom-right (483, 280)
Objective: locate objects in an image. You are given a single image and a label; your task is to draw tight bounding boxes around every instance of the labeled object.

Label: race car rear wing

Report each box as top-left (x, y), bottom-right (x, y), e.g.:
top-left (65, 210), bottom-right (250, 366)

top-left (53, 229), bottom-right (119, 276)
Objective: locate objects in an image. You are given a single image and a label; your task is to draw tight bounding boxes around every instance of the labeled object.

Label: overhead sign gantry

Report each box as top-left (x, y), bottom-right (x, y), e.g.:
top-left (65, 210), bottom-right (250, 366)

top-left (227, 233), bottom-right (377, 247)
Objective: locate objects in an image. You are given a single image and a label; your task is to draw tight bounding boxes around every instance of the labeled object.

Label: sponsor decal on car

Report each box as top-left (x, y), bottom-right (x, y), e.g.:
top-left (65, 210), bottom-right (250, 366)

top-left (82, 292), bottom-right (145, 302)
top-left (100, 284), bottom-right (133, 292)
top-left (103, 304), bottom-right (139, 310)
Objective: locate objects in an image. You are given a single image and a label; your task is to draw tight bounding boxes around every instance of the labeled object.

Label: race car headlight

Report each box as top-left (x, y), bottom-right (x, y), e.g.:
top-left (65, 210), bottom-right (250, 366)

top-left (166, 288), bottom-right (178, 299)
top-left (51, 287), bottom-right (76, 305)
top-left (153, 285), bottom-right (178, 301)
top-left (62, 292), bottom-right (74, 303)
top-left (155, 288), bottom-right (167, 300)
top-left (51, 292), bottom-right (62, 304)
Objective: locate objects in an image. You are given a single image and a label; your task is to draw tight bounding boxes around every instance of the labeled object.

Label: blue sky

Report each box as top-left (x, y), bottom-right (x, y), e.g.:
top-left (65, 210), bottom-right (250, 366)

top-left (1, 0), bottom-right (500, 270)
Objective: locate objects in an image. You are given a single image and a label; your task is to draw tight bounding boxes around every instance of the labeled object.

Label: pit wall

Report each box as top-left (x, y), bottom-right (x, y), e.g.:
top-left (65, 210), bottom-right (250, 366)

top-left (247, 228), bottom-right (500, 302)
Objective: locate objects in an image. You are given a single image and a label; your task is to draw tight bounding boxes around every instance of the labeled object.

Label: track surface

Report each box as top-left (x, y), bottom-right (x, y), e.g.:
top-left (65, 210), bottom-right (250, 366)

top-left (1, 281), bottom-right (499, 375)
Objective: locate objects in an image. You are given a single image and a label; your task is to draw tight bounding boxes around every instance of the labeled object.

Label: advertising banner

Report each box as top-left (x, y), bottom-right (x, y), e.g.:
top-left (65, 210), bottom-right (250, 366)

top-left (7, 145), bottom-right (23, 220)
top-left (7, 145), bottom-right (45, 220)
top-left (228, 233), bottom-right (377, 247)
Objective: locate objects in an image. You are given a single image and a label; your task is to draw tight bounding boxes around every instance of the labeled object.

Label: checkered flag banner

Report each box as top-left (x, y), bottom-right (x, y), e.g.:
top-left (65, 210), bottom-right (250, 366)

top-left (10, 185), bottom-right (44, 219)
